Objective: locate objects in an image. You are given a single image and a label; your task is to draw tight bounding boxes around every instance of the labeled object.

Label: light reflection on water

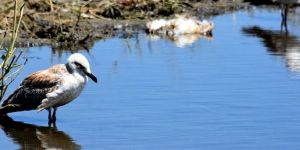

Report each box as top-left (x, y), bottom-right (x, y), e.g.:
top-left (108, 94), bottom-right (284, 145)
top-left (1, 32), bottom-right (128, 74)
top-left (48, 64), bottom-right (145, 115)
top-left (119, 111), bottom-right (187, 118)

top-left (1, 7), bottom-right (300, 149)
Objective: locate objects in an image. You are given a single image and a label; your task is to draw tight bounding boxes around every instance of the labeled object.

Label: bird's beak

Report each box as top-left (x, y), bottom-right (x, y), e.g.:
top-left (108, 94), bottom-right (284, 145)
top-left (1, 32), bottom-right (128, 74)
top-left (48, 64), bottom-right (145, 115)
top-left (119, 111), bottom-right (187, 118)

top-left (83, 70), bottom-right (98, 83)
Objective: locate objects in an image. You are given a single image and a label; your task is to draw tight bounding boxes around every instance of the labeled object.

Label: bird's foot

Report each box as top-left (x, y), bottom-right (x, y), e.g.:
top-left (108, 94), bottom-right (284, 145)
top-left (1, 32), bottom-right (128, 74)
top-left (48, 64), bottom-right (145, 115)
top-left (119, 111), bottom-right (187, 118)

top-left (48, 119), bottom-right (57, 127)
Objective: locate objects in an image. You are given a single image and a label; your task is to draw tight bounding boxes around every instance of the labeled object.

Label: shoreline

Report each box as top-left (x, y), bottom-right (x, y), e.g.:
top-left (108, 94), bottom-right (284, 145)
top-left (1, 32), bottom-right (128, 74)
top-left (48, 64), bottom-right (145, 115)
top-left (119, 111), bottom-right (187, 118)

top-left (0, 0), bottom-right (249, 51)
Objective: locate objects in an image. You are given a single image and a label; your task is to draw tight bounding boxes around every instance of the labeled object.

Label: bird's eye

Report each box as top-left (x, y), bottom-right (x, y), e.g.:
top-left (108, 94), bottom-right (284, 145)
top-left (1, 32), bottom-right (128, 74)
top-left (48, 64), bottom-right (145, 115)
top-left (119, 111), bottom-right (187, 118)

top-left (74, 61), bottom-right (81, 66)
top-left (74, 61), bottom-right (85, 70)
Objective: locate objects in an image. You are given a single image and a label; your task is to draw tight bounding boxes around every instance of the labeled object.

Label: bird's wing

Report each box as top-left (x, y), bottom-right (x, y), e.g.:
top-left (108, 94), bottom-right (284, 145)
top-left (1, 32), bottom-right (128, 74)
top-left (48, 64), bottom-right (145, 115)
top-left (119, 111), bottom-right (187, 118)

top-left (0, 65), bottom-right (65, 113)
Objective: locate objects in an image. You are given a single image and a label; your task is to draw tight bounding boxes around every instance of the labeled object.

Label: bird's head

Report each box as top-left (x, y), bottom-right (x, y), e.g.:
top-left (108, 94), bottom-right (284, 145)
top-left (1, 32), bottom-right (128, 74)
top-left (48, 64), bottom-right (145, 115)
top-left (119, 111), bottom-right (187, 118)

top-left (67, 53), bottom-right (97, 83)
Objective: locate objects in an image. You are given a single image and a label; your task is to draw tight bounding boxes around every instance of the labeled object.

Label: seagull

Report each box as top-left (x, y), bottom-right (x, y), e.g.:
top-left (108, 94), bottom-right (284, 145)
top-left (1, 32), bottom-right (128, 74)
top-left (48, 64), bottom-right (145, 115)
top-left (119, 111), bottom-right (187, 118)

top-left (0, 53), bottom-right (97, 125)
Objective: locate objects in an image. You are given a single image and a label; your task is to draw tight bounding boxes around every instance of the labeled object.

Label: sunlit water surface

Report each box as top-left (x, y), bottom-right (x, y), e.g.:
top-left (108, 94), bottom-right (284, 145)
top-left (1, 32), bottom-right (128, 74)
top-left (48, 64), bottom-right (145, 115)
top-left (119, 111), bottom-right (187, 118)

top-left (1, 8), bottom-right (300, 149)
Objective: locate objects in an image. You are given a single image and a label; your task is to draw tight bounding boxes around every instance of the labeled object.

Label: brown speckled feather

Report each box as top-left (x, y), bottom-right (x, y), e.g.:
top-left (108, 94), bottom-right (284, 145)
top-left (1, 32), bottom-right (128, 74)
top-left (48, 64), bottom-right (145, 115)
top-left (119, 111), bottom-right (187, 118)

top-left (0, 64), bottom-right (66, 114)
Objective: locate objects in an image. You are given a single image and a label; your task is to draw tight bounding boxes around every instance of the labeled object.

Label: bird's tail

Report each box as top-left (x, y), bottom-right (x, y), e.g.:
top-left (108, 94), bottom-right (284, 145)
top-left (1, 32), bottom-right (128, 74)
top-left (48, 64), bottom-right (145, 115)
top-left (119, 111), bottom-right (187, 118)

top-left (0, 104), bottom-right (22, 115)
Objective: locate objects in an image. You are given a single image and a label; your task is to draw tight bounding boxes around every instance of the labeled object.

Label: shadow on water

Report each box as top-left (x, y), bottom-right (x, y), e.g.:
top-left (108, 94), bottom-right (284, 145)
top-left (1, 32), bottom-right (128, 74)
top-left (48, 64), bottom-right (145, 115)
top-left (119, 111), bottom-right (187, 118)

top-left (242, 26), bottom-right (300, 72)
top-left (0, 116), bottom-right (80, 150)
top-left (48, 32), bottom-right (139, 59)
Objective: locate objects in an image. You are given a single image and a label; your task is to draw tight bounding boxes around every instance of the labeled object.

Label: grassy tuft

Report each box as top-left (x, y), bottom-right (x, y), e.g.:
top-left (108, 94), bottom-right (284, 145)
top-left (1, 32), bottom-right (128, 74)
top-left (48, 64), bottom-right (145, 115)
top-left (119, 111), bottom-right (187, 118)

top-left (0, 0), bottom-right (27, 101)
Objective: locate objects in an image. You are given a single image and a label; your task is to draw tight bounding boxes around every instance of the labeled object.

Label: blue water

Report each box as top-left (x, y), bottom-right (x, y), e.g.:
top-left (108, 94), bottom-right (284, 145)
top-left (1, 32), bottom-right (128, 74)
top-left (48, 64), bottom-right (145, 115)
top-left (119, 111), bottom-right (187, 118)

top-left (1, 8), bottom-right (300, 149)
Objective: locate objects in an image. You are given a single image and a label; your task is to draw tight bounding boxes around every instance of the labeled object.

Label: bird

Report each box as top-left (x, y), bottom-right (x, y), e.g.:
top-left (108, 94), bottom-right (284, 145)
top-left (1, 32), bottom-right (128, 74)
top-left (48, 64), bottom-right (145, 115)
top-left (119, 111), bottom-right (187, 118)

top-left (0, 53), bottom-right (97, 125)
top-left (146, 15), bottom-right (214, 36)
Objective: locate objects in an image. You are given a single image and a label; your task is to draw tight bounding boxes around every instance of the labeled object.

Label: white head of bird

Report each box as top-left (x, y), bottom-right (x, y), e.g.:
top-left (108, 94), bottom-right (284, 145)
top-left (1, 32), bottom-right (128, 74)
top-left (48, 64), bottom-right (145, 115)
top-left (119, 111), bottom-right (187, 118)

top-left (67, 53), bottom-right (97, 83)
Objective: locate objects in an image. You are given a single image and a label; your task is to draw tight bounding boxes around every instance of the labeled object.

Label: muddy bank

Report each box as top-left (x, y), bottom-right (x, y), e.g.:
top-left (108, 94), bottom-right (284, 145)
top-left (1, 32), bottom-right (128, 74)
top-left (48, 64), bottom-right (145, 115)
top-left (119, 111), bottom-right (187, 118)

top-left (0, 0), bottom-right (248, 52)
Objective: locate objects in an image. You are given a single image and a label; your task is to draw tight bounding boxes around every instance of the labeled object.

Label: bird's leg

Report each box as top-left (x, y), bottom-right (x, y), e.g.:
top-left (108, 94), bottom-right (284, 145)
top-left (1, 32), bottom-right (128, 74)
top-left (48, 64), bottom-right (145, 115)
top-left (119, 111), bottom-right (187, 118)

top-left (280, 4), bottom-right (289, 34)
top-left (48, 108), bottom-right (53, 126)
top-left (52, 107), bottom-right (57, 123)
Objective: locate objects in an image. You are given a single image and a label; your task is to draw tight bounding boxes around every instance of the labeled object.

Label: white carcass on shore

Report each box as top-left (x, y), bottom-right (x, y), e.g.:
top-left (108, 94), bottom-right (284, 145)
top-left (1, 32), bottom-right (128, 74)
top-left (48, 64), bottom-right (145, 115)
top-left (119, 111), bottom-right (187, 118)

top-left (146, 16), bottom-right (214, 36)
top-left (146, 16), bottom-right (214, 47)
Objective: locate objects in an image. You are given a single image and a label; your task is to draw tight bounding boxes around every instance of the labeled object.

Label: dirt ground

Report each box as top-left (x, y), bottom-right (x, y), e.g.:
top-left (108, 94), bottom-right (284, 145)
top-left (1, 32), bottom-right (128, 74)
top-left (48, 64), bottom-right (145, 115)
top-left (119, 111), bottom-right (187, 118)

top-left (0, 0), bottom-right (249, 52)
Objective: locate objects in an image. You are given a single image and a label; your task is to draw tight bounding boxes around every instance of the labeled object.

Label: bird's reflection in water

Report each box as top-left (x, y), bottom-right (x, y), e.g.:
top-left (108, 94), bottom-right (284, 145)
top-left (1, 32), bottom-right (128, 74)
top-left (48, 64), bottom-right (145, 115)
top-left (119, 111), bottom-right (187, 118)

top-left (147, 33), bottom-right (213, 48)
top-left (242, 26), bottom-right (300, 72)
top-left (0, 116), bottom-right (81, 150)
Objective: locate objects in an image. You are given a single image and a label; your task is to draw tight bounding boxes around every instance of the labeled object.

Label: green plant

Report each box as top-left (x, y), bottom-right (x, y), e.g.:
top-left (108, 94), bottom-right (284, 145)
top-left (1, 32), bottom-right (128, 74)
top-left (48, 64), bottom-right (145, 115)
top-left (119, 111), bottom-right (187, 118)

top-left (0, 0), bottom-right (26, 101)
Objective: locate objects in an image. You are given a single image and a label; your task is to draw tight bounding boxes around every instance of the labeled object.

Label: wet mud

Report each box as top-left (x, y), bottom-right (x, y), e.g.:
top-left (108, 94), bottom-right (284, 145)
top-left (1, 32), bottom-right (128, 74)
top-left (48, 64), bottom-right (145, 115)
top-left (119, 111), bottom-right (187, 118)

top-left (0, 0), bottom-right (248, 51)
